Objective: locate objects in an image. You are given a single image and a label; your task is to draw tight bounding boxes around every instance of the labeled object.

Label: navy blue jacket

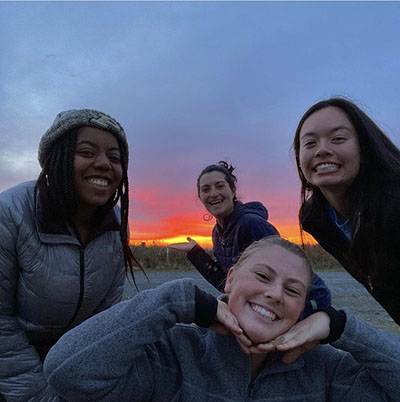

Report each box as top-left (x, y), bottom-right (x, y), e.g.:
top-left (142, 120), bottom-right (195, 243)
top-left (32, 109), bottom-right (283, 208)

top-left (188, 201), bottom-right (277, 290)
top-left (188, 201), bottom-right (331, 316)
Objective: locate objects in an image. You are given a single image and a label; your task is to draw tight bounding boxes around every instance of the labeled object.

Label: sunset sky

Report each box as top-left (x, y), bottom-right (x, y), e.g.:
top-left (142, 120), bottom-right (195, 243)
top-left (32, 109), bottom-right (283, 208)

top-left (1, 1), bottom-right (400, 246)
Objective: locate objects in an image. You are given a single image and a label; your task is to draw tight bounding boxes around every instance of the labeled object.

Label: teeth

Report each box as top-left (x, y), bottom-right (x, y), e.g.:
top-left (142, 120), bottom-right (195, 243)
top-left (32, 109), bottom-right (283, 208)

top-left (315, 163), bottom-right (338, 172)
top-left (251, 304), bottom-right (277, 321)
top-left (210, 200), bottom-right (222, 205)
top-left (88, 178), bottom-right (108, 187)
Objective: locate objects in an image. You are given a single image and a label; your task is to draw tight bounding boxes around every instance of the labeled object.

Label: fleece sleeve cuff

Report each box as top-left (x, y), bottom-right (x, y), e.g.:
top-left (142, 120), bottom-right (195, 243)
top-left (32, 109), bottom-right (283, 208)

top-left (194, 286), bottom-right (218, 327)
top-left (314, 306), bottom-right (347, 344)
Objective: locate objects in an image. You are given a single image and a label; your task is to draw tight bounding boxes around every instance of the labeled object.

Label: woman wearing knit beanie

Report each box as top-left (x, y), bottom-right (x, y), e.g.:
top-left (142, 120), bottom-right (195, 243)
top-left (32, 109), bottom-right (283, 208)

top-left (0, 109), bottom-right (140, 401)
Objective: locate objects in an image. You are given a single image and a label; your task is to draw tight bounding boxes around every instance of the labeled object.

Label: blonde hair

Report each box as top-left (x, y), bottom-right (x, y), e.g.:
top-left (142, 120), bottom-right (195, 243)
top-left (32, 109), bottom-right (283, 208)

top-left (232, 235), bottom-right (313, 288)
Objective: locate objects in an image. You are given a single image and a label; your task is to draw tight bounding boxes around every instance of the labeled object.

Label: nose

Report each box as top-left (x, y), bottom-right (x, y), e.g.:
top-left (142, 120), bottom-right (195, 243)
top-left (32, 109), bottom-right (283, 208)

top-left (264, 285), bottom-right (283, 304)
top-left (209, 186), bottom-right (218, 198)
top-left (93, 153), bottom-right (111, 170)
top-left (314, 140), bottom-right (333, 157)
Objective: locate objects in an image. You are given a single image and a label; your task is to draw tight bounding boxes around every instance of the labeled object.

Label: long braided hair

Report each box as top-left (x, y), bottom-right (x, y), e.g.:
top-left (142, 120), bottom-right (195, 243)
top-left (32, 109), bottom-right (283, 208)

top-left (36, 127), bottom-right (142, 280)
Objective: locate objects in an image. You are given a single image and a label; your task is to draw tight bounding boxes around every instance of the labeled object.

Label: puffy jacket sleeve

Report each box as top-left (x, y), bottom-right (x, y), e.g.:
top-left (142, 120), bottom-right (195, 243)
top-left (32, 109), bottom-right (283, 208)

top-left (0, 198), bottom-right (60, 401)
top-left (328, 310), bottom-right (400, 401)
top-left (187, 244), bottom-right (226, 291)
top-left (44, 279), bottom-right (197, 401)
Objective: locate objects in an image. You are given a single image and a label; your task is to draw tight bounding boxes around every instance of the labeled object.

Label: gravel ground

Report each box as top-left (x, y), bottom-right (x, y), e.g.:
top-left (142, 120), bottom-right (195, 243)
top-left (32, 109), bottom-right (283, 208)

top-left (124, 270), bottom-right (399, 336)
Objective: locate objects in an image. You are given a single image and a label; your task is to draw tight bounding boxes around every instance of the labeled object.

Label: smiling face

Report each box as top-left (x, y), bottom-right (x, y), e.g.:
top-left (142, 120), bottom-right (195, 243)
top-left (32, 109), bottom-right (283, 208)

top-left (298, 106), bottom-right (361, 202)
top-left (198, 171), bottom-right (235, 222)
top-left (224, 244), bottom-right (310, 344)
top-left (73, 126), bottom-right (123, 214)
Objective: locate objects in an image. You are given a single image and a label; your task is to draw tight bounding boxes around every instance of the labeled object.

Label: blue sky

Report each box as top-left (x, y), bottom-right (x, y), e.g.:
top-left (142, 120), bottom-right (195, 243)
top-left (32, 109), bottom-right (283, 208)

top-left (1, 1), bottom-right (400, 242)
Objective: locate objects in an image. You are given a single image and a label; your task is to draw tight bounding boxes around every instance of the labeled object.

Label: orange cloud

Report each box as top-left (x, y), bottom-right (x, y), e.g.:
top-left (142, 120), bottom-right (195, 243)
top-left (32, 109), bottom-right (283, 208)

top-left (128, 185), bottom-right (315, 247)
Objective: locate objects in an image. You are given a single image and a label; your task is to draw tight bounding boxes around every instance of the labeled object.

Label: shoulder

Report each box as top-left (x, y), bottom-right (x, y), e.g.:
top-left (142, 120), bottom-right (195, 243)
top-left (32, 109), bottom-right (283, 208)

top-left (234, 201), bottom-right (267, 223)
top-left (236, 202), bottom-right (277, 232)
top-left (0, 180), bottom-right (36, 203)
top-left (0, 181), bottom-right (36, 220)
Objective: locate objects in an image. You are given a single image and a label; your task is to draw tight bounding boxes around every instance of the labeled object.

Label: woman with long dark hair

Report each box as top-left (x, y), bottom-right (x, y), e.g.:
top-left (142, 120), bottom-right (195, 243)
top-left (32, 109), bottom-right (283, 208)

top-left (0, 109), bottom-right (140, 400)
top-left (293, 97), bottom-right (400, 325)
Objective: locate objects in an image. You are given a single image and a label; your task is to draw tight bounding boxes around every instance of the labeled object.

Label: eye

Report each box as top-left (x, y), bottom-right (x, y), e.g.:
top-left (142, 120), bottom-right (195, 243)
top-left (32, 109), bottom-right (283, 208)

top-left (108, 155), bottom-right (121, 164)
top-left (285, 287), bottom-right (302, 297)
top-left (77, 149), bottom-right (94, 158)
top-left (301, 139), bottom-right (316, 148)
top-left (332, 136), bottom-right (346, 143)
top-left (200, 187), bottom-right (210, 194)
top-left (255, 272), bottom-right (270, 282)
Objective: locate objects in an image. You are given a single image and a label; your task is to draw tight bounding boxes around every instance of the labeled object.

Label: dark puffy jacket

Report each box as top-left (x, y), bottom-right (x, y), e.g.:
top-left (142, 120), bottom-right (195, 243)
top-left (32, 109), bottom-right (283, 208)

top-left (188, 201), bottom-right (278, 289)
top-left (188, 200), bottom-right (331, 317)
top-left (0, 181), bottom-right (125, 401)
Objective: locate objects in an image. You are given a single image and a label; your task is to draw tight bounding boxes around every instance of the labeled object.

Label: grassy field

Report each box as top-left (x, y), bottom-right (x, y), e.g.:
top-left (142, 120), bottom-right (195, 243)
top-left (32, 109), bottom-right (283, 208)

top-left (130, 243), bottom-right (345, 272)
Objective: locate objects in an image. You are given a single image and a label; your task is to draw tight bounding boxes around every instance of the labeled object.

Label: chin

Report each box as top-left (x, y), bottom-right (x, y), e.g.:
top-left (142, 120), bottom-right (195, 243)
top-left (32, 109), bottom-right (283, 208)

top-left (244, 327), bottom-right (282, 345)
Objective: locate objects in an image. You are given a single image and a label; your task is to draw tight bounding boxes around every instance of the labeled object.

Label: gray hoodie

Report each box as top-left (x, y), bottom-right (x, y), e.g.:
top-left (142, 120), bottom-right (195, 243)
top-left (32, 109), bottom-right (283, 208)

top-left (44, 279), bottom-right (400, 402)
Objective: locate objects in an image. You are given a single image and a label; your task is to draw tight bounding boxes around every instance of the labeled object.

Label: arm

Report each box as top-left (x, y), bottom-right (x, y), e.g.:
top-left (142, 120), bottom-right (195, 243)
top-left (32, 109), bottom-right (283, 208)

top-left (256, 308), bottom-right (400, 401)
top-left (168, 237), bottom-right (225, 290)
top-left (44, 279), bottom-right (205, 401)
top-left (187, 244), bottom-right (225, 291)
top-left (328, 310), bottom-right (400, 401)
top-left (0, 200), bottom-right (60, 401)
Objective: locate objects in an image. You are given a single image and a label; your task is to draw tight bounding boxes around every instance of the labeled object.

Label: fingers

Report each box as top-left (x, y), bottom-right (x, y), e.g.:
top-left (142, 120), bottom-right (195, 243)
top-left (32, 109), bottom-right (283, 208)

top-left (235, 337), bottom-right (252, 354)
top-left (212, 301), bottom-right (252, 349)
top-left (216, 301), bottom-right (243, 335)
top-left (271, 312), bottom-right (330, 352)
top-left (234, 332), bottom-right (252, 348)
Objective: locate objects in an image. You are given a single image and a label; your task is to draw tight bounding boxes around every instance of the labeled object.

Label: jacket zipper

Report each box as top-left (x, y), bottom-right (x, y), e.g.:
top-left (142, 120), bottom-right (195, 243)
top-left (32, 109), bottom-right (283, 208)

top-left (247, 382), bottom-right (255, 400)
top-left (66, 246), bottom-right (85, 328)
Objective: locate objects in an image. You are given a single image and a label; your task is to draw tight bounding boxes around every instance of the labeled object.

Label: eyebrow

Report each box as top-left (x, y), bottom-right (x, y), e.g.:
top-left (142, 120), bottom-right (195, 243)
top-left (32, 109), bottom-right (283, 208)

top-left (254, 264), bottom-right (307, 291)
top-left (76, 140), bottom-right (120, 152)
top-left (300, 125), bottom-right (353, 139)
top-left (200, 180), bottom-right (226, 189)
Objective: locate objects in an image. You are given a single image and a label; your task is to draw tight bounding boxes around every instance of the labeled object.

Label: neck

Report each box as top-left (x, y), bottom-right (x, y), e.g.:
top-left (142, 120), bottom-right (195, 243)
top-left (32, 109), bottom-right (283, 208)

top-left (215, 202), bottom-right (235, 228)
top-left (71, 204), bottom-right (97, 244)
top-left (320, 189), bottom-right (349, 222)
top-left (216, 216), bottom-right (225, 227)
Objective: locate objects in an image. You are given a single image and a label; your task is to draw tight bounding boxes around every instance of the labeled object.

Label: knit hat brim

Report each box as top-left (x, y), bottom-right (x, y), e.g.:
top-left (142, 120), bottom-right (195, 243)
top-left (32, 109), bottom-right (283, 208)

top-left (38, 109), bottom-right (129, 167)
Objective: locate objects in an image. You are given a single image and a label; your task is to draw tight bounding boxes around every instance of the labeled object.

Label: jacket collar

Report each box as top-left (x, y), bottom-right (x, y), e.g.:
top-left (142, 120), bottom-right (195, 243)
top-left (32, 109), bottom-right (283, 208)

top-left (35, 188), bottom-right (120, 243)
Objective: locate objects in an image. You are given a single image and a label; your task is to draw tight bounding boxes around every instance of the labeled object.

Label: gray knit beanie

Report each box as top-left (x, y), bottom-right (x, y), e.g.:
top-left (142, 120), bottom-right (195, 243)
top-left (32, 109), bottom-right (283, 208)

top-left (38, 109), bottom-right (129, 168)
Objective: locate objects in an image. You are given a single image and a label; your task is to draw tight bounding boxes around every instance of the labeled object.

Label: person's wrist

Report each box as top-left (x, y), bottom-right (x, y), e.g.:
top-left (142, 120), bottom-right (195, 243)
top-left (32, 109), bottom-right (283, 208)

top-left (314, 306), bottom-right (346, 344)
top-left (194, 286), bottom-right (218, 327)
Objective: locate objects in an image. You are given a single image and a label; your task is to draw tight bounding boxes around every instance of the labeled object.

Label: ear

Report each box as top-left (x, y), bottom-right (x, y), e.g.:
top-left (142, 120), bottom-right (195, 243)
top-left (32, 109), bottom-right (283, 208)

top-left (224, 267), bottom-right (235, 293)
